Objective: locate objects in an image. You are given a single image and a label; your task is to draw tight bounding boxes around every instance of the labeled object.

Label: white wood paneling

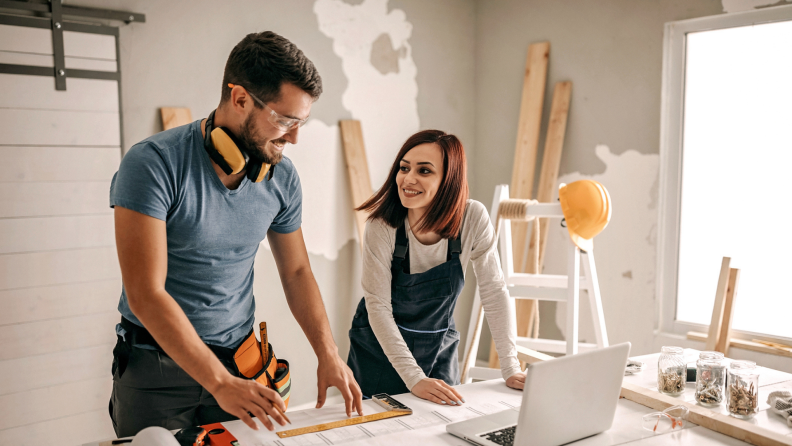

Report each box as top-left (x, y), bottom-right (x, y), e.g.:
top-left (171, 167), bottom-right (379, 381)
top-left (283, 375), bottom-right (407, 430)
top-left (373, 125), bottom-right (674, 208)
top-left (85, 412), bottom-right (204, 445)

top-left (0, 24), bottom-right (52, 54)
top-left (0, 311), bottom-right (118, 361)
top-left (0, 215), bottom-right (114, 254)
top-left (63, 31), bottom-right (117, 60)
top-left (0, 23), bottom-right (123, 442)
top-left (0, 109), bottom-right (120, 146)
top-left (0, 147), bottom-right (120, 182)
top-left (0, 74), bottom-right (118, 111)
top-left (0, 377), bottom-right (112, 430)
top-left (0, 51), bottom-right (117, 72)
top-left (0, 182), bottom-right (112, 218)
top-left (0, 246), bottom-right (120, 290)
top-left (0, 25), bottom-right (116, 60)
top-left (0, 279), bottom-right (119, 326)
top-left (0, 408), bottom-right (115, 446)
top-left (0, 343), bottom-right (114, 396)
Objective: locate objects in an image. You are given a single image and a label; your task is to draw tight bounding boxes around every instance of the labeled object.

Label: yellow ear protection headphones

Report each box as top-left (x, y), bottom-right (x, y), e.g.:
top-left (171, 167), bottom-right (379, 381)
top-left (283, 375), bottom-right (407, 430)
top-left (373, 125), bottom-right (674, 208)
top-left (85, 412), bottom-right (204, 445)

top-left (203, 110), bottom-right (273, 183)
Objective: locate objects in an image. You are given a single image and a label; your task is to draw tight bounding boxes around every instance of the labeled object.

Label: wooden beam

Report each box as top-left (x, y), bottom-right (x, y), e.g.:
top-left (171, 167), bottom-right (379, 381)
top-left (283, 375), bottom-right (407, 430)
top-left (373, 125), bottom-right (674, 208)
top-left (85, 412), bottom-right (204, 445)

top-left (159, 107), bottom-right (192, 131)
top-left (620, 382), bottom-right (792, 446)
top-left (715, 268), bottom-right (740, 355)
top-left (491, 42), bottom-right (549, 369)
top-left (339, 120), bottom-right (374, 253)
top-left (706, 257), bottom-right (732, 351)
top-left (516, 345), bottom-right (554, 364)
top-left (524, 81), bottom-right (572, 337)
top-left (687, 331), bottom-right (792, 359)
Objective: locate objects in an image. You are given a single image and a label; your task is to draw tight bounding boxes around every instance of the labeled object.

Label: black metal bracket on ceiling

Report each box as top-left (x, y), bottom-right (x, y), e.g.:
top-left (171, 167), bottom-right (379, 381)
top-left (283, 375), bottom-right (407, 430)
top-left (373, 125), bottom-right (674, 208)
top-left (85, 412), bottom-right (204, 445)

top-left (0, 0), bottom-right (145, 90)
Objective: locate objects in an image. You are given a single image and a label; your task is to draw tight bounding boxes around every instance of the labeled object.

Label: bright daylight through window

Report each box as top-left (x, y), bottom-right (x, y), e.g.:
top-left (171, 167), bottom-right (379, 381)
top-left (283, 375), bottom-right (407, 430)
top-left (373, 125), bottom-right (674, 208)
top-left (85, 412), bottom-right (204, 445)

top-left (675, 19), bottom-right (792, 339)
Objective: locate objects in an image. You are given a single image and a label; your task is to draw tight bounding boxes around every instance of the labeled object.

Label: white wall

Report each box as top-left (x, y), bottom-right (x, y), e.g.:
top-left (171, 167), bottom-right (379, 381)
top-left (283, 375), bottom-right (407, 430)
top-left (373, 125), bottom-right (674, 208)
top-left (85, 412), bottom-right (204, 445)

top-left (0, 24), bottom-right (122, 445)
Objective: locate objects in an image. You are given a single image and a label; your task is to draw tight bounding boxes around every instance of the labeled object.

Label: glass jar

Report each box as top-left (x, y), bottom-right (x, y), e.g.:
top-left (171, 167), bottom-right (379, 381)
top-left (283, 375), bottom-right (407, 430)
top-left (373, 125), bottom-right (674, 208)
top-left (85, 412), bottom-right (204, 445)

top-left (695, 351), bottom-right (725, 406)
top-left (657, 346), bottom-right (686, 396)
top-left (727, 360), bottom-right (759, 419)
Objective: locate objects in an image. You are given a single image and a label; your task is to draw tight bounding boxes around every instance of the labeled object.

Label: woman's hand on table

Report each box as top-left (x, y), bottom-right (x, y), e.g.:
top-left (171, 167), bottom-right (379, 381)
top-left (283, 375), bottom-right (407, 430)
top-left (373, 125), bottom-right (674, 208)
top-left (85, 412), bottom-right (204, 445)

top-left (505, 372), bottom-right (526, 390)
top-left (411, 378), bottom-right (465, 405)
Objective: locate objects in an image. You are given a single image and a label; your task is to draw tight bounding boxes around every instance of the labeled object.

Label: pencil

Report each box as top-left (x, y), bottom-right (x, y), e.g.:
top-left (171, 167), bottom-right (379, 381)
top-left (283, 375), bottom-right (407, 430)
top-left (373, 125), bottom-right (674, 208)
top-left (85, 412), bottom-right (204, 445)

top-left (273, 404), bottom-right (292, 424)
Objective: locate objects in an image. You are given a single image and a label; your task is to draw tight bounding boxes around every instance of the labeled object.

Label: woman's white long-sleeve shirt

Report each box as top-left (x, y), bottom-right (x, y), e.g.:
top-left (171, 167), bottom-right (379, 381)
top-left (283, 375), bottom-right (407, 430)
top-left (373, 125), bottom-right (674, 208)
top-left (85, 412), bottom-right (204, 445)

top-left (361, 199), bottom-right (521, 391)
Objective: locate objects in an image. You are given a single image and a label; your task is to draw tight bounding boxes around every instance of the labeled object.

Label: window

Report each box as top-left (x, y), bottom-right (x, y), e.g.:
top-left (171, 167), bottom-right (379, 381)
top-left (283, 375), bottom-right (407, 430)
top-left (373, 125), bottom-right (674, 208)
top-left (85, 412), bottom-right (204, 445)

top-left (658, 6), bottom-right (792, 342)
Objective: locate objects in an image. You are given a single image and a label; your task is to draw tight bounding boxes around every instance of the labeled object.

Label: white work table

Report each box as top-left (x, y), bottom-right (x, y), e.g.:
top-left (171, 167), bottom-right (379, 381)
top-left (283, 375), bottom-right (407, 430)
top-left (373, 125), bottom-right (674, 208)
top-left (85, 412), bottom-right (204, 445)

top-left (88, 349), bottom-right (792, 446)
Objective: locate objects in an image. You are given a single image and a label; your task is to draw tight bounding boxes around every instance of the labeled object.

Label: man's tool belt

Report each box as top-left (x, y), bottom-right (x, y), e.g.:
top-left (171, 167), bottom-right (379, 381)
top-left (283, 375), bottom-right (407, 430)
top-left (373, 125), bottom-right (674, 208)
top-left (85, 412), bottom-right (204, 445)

top-left (115, 317), bottom-right (291, 408)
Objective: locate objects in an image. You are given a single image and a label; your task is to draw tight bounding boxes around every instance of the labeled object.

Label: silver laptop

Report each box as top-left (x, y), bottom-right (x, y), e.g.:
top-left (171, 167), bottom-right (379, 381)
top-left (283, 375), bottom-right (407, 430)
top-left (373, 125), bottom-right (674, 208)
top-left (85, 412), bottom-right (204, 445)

top-left (447, 342), bottom-right (630, 446)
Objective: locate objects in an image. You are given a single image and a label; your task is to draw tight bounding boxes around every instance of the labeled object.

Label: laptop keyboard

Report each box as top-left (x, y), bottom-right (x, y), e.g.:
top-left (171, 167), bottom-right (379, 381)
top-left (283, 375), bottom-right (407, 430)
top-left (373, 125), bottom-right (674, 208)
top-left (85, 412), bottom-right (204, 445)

top-left (479, 425), bottom-right (516, 446)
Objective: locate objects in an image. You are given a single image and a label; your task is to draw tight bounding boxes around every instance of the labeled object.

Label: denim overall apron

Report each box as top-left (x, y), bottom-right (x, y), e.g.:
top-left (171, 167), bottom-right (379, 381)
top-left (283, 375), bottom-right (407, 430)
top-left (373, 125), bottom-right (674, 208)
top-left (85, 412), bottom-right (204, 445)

top-left (347, 222), bottom-right (465, 397)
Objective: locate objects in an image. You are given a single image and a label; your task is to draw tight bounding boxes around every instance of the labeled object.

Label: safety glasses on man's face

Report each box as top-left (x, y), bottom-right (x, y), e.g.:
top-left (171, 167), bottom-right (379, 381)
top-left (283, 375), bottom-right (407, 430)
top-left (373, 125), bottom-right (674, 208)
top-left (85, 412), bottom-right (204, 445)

top-left (641, 405), bottom-right (689, 433)
top-left (227, 83), bottom-right (308, 132)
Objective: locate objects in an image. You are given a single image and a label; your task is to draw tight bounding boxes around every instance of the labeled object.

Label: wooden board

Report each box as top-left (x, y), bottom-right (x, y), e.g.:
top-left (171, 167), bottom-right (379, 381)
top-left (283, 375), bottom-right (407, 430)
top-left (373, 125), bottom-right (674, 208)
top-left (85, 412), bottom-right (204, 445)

top-left (620, 382), bottom-right (792, 446)
top-left (0, 182), bottom-right (113, 218)
top-left (0, 109), bottom-right (120, 146)
top-left (716, 268), bottom-right (740, 355)
top-left (339, 120), bottom-right (374, 250)
top-left (160, 107), bottom-right (193, 131)
top-left (522, 81), bottom-right (572, 339)
top-left (511, 42), bottom-right (550, 340)
top-left (0, 215), bottom-right (114, 254)
top-left (510, 42), bottom-right (550, 276)
top-left (0, 408), bottom-right (115, 446)
top-left (0, 279), bottom-right (120, 326)
top-left (0, 52), bottom-right (117, 72)
top-left (0, 147), bottom-right (120, 182)
top-left (0, 75), bottom-right (119, 111)
top-left (0, 376), bottom-right (111, 430)
top-left (515, 345), bottom-right (554, 364)
top-left (687, 331), bottom-right (792, 359)
top-left (531, 81), bottom-right (572, 270)
top-left (0, 246), bottom-right (121, 290)
top-left (0, 311), bottom-right (118, 361)
top-left (706, 257), bottom-right (732, 351)
top-left (0, 25), bottom-right (116, 60)
top-left (0, 343), bottom-right (114, 396)
top-left (490, 42), bottom-right (549, 369)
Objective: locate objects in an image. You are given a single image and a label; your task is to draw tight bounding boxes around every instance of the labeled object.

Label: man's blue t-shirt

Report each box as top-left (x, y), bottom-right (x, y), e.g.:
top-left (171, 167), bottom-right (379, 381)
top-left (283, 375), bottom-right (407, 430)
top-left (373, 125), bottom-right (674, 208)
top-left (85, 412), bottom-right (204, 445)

top-left (110, 119), bottom-right (302, 348)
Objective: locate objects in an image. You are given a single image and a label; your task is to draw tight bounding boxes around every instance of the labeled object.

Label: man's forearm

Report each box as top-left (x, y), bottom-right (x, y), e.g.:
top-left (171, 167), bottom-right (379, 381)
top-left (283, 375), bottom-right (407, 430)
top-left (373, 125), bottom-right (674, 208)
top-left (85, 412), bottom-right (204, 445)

top-left (280, 267), bottom-right (339, 361)
top-left (129, 290), bottom-right (232, 393)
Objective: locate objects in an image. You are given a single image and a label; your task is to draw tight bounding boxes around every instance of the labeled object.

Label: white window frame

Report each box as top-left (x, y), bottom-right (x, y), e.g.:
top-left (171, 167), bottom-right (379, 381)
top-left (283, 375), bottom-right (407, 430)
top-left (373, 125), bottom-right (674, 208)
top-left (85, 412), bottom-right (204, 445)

top-left (657, 4), bottom-right (792, 344)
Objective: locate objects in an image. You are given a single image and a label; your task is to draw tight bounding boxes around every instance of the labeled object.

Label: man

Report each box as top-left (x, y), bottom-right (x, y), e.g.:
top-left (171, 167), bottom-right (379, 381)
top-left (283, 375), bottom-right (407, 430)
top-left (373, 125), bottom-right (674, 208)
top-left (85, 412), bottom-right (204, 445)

top-left (109, 31), bottom-right (363, 437)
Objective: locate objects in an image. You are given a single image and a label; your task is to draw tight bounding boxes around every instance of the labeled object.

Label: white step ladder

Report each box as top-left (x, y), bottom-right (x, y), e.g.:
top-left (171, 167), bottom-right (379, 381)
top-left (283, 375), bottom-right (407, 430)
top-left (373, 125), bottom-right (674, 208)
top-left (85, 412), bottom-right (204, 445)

top-left (460, 184), bottom-right (609, 383)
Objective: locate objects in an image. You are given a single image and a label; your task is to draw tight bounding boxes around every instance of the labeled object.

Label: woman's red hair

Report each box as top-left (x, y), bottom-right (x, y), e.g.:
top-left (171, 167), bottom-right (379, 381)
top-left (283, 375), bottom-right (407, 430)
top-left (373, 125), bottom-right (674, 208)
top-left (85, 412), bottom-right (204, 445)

top-left (357, 130), bottom-right (469, 238)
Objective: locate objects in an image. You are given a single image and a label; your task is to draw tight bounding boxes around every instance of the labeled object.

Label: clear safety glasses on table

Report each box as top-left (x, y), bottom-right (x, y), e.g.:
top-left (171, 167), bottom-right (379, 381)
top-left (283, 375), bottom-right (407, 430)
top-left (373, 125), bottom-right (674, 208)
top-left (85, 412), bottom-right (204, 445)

top-left (641, 405), bottom-right (689, 433)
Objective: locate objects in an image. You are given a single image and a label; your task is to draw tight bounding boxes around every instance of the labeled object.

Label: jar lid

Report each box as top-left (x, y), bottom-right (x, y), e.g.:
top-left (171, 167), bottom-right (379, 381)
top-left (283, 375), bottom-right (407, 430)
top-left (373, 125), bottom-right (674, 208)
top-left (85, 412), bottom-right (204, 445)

top-left (661, 346), bottom-right (683, 354)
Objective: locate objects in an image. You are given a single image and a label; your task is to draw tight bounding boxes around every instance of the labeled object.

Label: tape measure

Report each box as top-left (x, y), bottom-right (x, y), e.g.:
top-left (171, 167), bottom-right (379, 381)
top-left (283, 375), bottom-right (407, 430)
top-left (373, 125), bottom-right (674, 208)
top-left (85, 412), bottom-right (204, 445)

top-left (276, 394), bottom-right (412, 439)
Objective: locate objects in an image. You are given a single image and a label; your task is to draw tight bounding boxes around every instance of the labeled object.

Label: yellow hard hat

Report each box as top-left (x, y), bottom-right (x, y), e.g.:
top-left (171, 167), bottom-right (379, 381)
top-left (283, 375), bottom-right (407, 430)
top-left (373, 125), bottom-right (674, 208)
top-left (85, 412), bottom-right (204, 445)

top-left (558, 180), bottom-right (611, 252)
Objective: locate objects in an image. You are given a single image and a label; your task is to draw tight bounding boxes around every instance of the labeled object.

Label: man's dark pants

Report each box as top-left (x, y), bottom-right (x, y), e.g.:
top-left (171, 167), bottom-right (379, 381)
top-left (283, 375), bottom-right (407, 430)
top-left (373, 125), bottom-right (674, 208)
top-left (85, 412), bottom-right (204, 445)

top-left (109, 344), bottom-right (239, 437)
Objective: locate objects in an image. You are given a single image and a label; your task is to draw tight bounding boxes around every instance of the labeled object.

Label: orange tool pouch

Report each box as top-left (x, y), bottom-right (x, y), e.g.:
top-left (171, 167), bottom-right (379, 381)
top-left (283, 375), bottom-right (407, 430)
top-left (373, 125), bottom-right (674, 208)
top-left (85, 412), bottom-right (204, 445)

top-left (233, 322), bottom-right (291, 408)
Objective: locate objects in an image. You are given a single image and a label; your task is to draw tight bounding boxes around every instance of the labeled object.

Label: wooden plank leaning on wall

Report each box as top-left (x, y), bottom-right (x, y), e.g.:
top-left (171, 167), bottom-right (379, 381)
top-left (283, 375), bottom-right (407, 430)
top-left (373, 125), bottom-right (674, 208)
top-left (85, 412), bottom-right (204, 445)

top-left (339, 120), bottom-right (374, 255)
top-left (526, 81), bottom-right (572, 314)
top-left (160, 107), bottom-right (193, 131)
top-left (488, 42), bottom-right (549, 368)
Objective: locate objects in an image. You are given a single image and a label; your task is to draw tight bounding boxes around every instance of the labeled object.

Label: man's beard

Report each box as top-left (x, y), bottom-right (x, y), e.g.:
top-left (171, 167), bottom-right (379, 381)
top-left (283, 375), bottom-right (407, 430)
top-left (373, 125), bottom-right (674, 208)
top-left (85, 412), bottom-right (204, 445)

top-left (238, 111), bottom-right (285, 166)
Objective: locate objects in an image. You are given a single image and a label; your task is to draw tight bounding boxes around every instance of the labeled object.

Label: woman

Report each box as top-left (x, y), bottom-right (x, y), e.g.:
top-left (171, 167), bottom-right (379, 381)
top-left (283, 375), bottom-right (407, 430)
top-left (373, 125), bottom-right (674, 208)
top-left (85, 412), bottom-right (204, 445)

top-left (347, 129), bottom-right (525, 406)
